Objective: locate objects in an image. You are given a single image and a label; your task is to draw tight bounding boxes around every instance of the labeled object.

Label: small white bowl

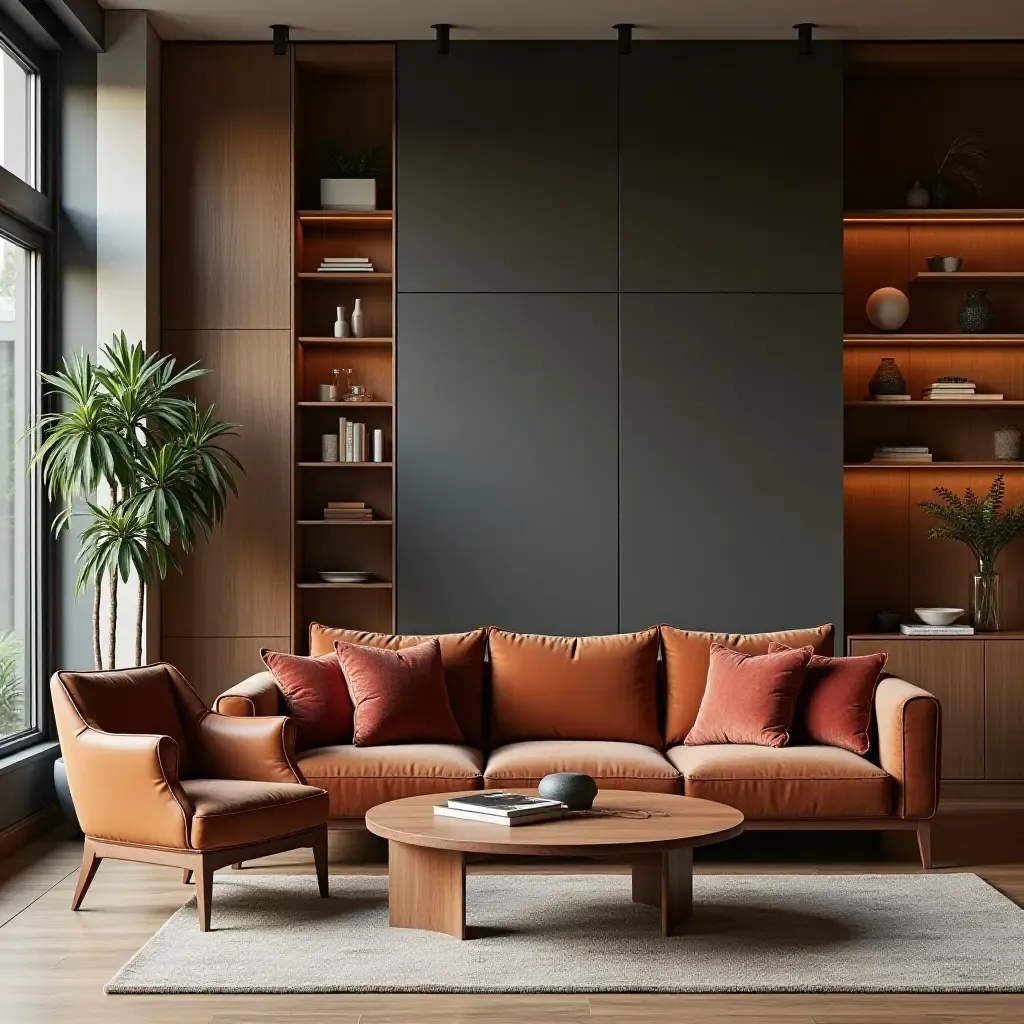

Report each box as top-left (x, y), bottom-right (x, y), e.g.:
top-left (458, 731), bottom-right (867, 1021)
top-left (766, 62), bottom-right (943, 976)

top-left (915, 607), bottom-right (964, 626)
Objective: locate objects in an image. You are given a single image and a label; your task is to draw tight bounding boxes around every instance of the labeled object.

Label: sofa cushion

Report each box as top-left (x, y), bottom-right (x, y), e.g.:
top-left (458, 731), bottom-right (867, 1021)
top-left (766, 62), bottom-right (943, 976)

top-left (684, 644), bottom-right (811, 748)
top-left (181, 779), bottom-right (328, 850)
top-left (336, 639), bottom-right (464, 747)
top-left (261, 650), bottom-right (353, 751)
top-left (661, 624), bottom-right (835, 747)
top-left (485, 740), bottom-right (680, 794)
top-left (310, 625), bottom-right (487, 748)
top-left (667, 743), bottom-right (892, 819)
top-left (297, 744), bottom-right (484, 819)
top-left (488, 628), bottom-right (661, 747)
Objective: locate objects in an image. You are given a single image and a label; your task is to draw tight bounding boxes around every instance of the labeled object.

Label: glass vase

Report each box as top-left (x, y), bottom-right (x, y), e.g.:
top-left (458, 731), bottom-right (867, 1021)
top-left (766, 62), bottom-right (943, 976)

top-left (971, 570), bottom-right (1000, 632)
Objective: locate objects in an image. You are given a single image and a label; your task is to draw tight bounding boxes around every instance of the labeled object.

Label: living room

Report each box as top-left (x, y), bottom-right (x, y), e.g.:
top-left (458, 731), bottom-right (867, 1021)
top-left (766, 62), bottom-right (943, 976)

top-left (1, 0), bottom-right (1023, 1021)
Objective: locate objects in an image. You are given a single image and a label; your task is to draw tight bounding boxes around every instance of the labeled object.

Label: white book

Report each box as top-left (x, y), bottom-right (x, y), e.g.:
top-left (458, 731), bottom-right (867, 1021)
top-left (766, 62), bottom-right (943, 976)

top-left (338, 418), bottom-right (347, 462)
top-left (323, 257), bottom-right (370, 263)
top-left (900, 624), bottom-right (974, 635)
top-left (433, 806), bottom-right (565, 826)
top-left (354, 423), bottom-right (365, 462)
top-left (447, 792), bottom-right (564, 816)
top-left (345, 422), bottom-right (354, 462)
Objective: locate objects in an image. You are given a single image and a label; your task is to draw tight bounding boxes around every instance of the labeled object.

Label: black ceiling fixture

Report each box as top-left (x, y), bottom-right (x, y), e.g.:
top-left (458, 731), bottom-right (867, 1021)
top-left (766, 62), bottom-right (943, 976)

top-left (613, 23), bottom-right (634, 56)
top-left (794, 22), bottom-right (815, 56)
top-left (271, 24), bottom-right (290, 56)
top-left (432, 23), bottom-right (452, 55)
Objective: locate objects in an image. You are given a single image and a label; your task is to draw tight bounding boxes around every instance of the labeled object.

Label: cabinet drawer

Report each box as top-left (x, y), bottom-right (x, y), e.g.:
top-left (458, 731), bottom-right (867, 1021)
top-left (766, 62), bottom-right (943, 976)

top-left (984, 640), bottom-right (1024, 780)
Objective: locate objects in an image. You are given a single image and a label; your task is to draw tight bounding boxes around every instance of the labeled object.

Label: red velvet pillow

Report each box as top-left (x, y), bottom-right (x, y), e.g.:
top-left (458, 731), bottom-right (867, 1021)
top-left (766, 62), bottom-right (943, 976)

top-left (769, 641), bottom-right (887, 755)
top-left (684, 643), bottom-right (811, 748)
top-left (260, 650), bottom-right (353, 751)
top-left (335, 638), bottom-right (464, 747)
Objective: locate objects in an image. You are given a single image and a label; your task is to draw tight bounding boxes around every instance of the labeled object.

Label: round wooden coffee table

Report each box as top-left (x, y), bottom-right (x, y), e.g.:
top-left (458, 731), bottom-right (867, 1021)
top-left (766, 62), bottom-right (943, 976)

top-left (365, 789), bottom-right (744, 939)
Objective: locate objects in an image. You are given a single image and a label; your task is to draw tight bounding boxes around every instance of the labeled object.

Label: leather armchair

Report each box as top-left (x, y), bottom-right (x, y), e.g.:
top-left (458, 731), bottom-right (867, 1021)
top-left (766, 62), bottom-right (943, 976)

top-left (51, 663), bottom-right (330, 931)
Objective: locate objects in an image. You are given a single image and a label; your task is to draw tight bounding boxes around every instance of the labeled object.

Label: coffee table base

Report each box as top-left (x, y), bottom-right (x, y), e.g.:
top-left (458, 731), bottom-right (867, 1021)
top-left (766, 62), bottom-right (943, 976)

top-left (387, 840), bottom-right (694, 940)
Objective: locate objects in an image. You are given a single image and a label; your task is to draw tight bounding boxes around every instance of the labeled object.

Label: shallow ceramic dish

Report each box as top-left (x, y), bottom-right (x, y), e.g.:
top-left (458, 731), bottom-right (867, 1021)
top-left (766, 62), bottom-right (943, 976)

top-left (914, 607), bottom-right (964, 626)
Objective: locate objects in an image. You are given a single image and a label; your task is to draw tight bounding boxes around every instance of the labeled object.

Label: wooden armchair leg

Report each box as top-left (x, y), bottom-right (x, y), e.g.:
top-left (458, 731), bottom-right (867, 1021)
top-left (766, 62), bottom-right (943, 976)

top-left (182, 868), bottom-right (193, 884)
top-left (195, 860), bottom-right (213, 932)
top-left (231, 862), bottom-right (244, 870)
top-left (313, 829), bottom-right (329, 898)
top-left (916, 821), bottom-right (933, 870)
top-left (71, 841), bottom-right (102, 911)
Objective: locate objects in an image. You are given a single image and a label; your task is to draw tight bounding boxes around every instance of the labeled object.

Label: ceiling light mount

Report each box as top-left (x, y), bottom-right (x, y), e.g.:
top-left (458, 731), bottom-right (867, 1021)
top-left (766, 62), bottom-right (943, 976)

top-left (432, 23), bottom-right (452, 55)
top-left (613, 23), bottom-right (634, 57)
top-left (794, 22), bottom-right (815, 57)
top-left (271, 24), bottom-right (290, 57)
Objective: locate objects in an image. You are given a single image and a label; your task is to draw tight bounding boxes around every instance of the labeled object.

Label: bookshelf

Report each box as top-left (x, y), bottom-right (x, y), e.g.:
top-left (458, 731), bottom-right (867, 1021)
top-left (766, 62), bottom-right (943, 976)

top-left (293, 44), bottom-right (396, 651)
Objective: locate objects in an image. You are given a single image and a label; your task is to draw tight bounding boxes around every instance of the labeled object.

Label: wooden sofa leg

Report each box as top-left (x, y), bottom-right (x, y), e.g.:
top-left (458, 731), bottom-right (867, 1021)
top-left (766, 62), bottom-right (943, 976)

top-left (313, 829), bottom-right (329, 898)
top-left (195, 859), bottom-right (213, 932)
top-left (916, 821), bottom-right (933, 870)
top-left (182, 868), bottom-right (193, 885)
top-left (231, 862), bottom-right (244, 870)
top-left (71, 841), bottom-right (101, 911)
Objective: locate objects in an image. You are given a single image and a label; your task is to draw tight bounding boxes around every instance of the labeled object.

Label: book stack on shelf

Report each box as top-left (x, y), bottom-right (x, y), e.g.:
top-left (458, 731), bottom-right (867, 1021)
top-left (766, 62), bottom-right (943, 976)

top-left (433, 792), bottom-right (566, 827)
top-left (900, 623), bottom-right (974, 636)
top-left (922, 377), bottom-right (1003, 401)
top-left (317, 256), bottom-right (375, 273)
top-left (323, 501), bottom-right (373, 522)
top-left (330, 419), bottom-right (385, 463)
top-left (870, 446), bottom-right (933, 464)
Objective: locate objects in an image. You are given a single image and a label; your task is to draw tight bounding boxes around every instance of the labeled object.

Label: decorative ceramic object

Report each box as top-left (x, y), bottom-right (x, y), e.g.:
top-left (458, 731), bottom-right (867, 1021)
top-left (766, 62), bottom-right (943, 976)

top-left (317, 384), bottom-right (335, 402)
top-left (915, 607), bottom-right (964, 626)
top-left (321, 177), bottom-right (376, 211)
top-left (334, 306), bottom-right (348, 338)
top-left (929, 178), bottom-right (951, 208)
top-left (53, 758), bottom-right (81, 834)
top-left (352, 298), bottom-right (366, 338)
top-left (372, 428), bottom-right (385, 463)
top-left (866, 287), bottom-right (910, 332)
top-left (958, 289), bottom-right (994, 333)
top-left (321, 434), bottom-right (339, 462)
top-left (994, 426), bottom-right (1022, 461)
top-left (538, 772), bottom-right (598, 811)
top-left (905, 181), bottom-right (930, 208)
top-left (875, 611), bottom-right (901, 633)
top-left (925, 255), bottom-right (962, 272)
top-left (868, 357), bottom-right (907, 396)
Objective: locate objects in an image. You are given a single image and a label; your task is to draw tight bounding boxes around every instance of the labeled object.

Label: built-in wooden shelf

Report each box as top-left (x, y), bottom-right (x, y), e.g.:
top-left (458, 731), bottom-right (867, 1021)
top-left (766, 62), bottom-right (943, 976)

top-left (297, 461), bottom-right (393, 468)
top-left (846, 400), bottom-right (1024, 408)
top-left (845, 209), bottom-right (1024, 223)
top-left (297, 210), bottom-right (393, 225)
top-left (848, 631), bottom-right (1024, 641)
top-left (298, 272), bottom-right (392, 282)
top-left (844, 334), bottom-right (1024, 346)
top-left (915, 272), bottom-right (1024, 283)
top-left (845, 462), bottom-right (1024, 470)
top-left (297, 519), bottom-right (393, 526)
top-left (297, 401), bottom-right (392, 408)
top-left (298, 337), bottom-right (393, 346)
top-left (296, 582), bottom-right (393, 590)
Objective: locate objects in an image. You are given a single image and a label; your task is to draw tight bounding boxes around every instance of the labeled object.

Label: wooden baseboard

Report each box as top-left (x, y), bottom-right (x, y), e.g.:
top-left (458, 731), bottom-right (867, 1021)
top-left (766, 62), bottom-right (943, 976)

top-left (0, 805), bottom-right (65, 862)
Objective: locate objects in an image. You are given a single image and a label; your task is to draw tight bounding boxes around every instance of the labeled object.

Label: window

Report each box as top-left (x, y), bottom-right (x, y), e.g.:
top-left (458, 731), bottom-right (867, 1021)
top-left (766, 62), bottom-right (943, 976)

top-left (0, 45), bottom-right (36, 187)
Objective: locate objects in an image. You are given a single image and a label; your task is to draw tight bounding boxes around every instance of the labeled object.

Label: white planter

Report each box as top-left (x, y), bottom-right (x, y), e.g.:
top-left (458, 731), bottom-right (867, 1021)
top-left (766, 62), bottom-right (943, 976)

top-left (320, 178), bottom-right (376, 211)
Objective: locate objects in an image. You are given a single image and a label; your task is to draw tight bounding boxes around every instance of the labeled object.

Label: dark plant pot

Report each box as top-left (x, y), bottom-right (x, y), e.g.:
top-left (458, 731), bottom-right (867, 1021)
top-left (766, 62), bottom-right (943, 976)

top-left (538, 772), bottom-right (598, 811)
top-left (53, 757), bottom-right (82, 835)
top-left (929, 178), bottom-right (951, 208)
top-left (958, 290), bottom-right (995, 334)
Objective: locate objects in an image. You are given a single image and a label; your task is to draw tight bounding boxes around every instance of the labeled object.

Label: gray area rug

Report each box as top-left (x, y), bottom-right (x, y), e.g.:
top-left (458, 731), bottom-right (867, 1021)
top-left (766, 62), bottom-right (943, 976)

top-left (106, 872), bottom-right (1024, 994)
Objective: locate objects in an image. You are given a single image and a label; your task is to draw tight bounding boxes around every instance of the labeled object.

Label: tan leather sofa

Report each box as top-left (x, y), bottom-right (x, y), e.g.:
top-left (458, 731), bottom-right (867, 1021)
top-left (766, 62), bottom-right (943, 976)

top-left (216, 624), bottom-right (941, 867)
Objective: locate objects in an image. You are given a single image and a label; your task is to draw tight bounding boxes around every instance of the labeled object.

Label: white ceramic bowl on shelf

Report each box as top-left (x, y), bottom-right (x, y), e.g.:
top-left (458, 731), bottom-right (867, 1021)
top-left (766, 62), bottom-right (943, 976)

top-left (914, 607), bottom-right (965, 626)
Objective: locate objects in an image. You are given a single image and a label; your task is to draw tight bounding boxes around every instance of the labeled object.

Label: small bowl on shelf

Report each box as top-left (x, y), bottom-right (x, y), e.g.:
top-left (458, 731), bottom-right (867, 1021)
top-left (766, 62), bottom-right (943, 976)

top-left (925, 255), bottom-right (963, 273)
top-left (914, 607), bottom-right (965, 626)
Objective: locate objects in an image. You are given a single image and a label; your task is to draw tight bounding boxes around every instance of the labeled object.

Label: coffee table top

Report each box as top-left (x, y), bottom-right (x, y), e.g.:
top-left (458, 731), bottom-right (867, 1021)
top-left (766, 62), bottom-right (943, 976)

top-left (365, 790), bottom-right (744, 857)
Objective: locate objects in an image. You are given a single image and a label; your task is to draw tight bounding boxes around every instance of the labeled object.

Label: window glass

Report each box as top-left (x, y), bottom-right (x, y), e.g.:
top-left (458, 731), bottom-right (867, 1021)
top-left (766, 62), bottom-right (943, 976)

top-left (0, 45), bottom-right (35, 187)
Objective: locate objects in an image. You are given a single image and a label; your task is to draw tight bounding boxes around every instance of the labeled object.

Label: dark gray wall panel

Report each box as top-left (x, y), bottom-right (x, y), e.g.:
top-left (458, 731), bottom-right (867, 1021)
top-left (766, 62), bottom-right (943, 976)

top-left (620, 43), bottom-right (843, 293)
top-left (396, 42), bottom-right (617, 293)
top-left (398, 294), bottom-right (618, 635)
top-left (619, 294), bottom-right (843, 634)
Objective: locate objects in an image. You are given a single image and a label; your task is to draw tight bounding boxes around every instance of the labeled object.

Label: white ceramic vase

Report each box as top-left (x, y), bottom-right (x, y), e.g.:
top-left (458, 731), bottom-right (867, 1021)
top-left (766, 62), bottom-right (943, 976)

top-left (334, 306), bottom-right (348, 338)
top-left (352, 298), bottom-right (365, 338)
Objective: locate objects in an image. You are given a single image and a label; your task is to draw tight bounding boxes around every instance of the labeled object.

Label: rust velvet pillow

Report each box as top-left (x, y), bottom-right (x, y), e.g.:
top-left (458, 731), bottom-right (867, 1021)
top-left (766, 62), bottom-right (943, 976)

top-left (334, 638), bottom-right (465, 747)
top-left (683, 643), bottom-right (812, 748)
top-left (260, 649), bottom-right (353, 752)
top-left (769, 641), bottom-right (887, 755)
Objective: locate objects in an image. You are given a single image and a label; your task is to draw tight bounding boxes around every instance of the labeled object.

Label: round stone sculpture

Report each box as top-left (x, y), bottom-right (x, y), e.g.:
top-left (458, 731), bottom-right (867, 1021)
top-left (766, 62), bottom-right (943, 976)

top-left (538, 772), bottom-right (598, 811)
top-left (866, 287), bottom-right (910, 332)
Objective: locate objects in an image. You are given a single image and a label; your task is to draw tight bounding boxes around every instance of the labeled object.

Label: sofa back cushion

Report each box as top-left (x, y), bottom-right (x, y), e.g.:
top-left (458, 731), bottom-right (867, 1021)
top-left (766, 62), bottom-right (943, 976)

top-left (661, 623), bottom-right (835, 747)
top-left (309, 624), bottom-right (487, 748)
top-left (488, 628), bottom-right (662, 748)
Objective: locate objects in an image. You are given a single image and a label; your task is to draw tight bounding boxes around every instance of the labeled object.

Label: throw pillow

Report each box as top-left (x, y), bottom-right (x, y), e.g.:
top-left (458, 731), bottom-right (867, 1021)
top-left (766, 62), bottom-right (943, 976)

top-left (684, 643), bottom-right (811, 747)
top-left (335, 638), bottom-right (465, 747)
top-left (260, 649), bottom-right (353, 752)
top-left (769, 641), bottom-right (887, 755)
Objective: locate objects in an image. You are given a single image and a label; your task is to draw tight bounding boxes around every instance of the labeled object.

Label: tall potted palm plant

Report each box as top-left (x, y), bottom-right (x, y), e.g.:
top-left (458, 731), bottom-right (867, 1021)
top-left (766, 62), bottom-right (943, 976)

top-left (31, 333), bottom-right (242, 668)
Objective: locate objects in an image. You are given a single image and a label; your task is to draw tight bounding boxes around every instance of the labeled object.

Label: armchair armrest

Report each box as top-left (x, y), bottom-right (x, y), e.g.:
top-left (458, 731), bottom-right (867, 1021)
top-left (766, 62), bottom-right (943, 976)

top-left (215, 671), bottom-right (282, 718)
top-left (192, 712), bottom-right (305, 784)
top-left (874, 676), bottom-right (942, 819)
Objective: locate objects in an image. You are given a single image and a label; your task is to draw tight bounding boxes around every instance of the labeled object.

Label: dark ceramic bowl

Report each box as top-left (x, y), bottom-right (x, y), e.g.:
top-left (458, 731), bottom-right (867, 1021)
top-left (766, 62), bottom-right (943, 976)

top-left (538, 772), bottom-right (598, 811)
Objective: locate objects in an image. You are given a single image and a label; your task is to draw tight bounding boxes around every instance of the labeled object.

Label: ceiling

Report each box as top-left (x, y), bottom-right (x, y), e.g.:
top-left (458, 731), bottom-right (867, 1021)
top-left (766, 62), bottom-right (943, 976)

top-left (97, 1), bottom-right (1024, 43)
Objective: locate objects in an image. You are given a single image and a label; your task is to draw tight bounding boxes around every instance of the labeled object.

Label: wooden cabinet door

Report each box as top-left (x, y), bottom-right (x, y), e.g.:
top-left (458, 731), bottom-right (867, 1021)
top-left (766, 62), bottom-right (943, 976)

top-left (849, 639), bottom-right (985, 780)
top-left (985, 640), bottom-right (1024, 780)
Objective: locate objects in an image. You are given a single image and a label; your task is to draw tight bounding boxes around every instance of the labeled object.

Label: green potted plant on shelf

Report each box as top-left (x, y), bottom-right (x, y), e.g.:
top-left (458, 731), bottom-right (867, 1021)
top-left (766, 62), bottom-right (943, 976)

top-left (919, 474), bottom-right (1024, 631)
top-left (320, 144), bottom-right (384, 211)
top-left (30, 332), bottom-right (243, 670)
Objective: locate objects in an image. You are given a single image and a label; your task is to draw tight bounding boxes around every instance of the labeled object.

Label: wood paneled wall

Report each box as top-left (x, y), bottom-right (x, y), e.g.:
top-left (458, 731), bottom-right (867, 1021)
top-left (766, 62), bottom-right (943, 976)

top-left (160, 45), bottom-right (292, 702)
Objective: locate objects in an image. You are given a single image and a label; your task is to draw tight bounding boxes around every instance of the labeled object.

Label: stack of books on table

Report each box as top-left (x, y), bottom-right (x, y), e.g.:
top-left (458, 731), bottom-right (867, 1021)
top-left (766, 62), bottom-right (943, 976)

top-left (323, 502), bottom-right (373, 521)
top-left (433, 792), bottom-right (566, 826)
top-left (900, 624), bottom-right (974, 636)
top-left (922, 379), bottom-right (1003, 401)
top-left (870, 446), bottom-right (933, 464)
top-left (317, 257), bottom-right (375, 273)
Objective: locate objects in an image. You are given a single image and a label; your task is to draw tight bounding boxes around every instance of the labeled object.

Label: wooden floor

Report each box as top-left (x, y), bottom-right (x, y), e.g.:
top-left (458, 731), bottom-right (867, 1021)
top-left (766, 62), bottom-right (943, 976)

top-left (2, 807), bottom-right (1023, 1023)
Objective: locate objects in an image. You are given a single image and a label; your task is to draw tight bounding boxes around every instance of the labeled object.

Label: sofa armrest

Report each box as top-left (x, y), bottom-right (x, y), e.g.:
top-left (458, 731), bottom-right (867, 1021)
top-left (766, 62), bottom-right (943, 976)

top-left (874, 676), bottom-right (942, 820)
top-left (192, 712), bottom-right (305, 784)
top-left (214, 671), bottom-right (282, 718)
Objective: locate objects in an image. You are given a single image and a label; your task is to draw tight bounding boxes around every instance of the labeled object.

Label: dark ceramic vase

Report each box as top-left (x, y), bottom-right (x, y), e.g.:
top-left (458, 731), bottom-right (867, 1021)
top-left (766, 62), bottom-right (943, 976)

top-left (53, 757), bottom-right (82, 834)
top-left (929, 177), bottom-right (951, 208)
top-left (537, 772), bottom-right (598, 811)
top-left (958, 290), bottom-right (995, 333)
top-left (868, 357), bottom-right (907, 396)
